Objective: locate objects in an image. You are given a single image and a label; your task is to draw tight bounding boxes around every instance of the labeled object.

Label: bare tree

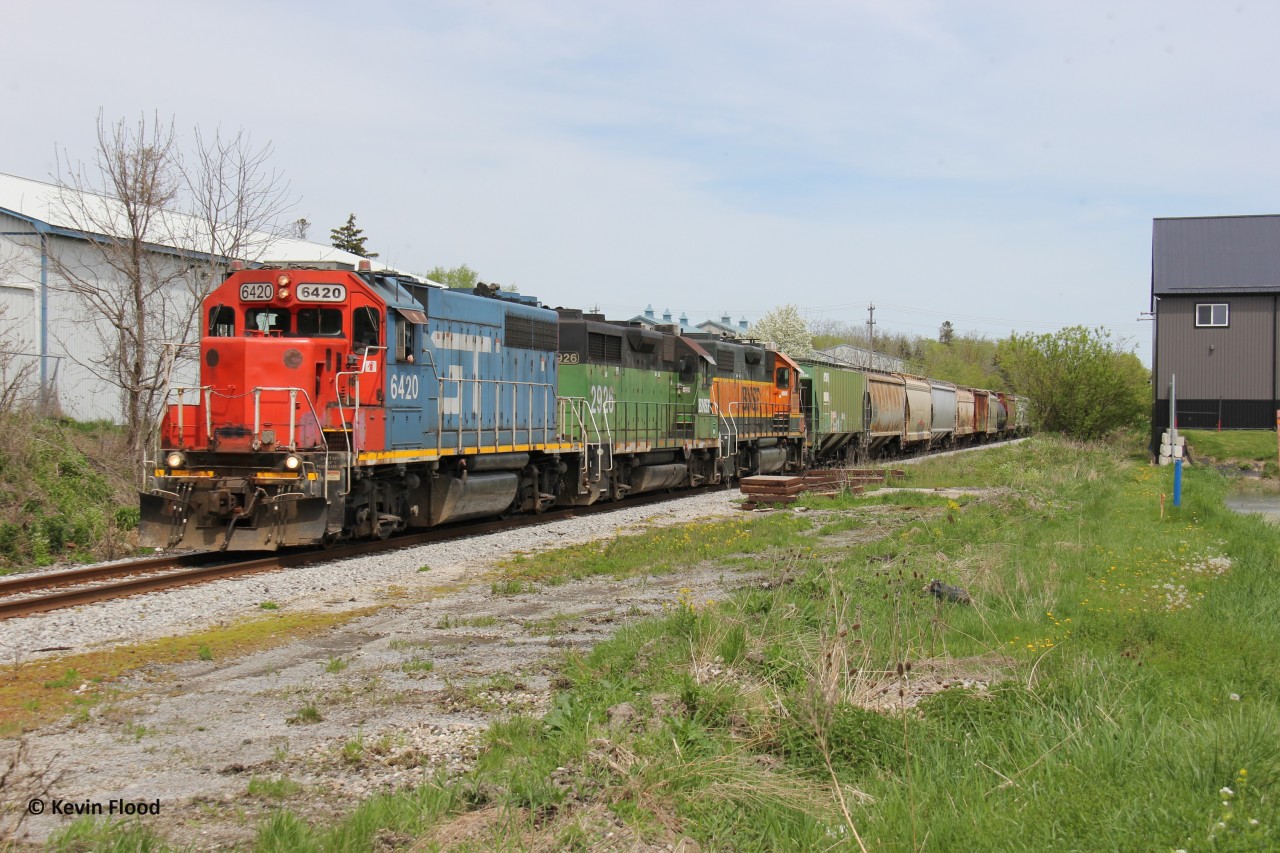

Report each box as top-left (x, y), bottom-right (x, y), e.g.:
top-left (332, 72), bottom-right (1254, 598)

top-left (182, 126), bottom-right (294, 281)
top-left (50, 113), bottom-right (189, 459)
top-left (0, 305), bottom-right (38, 415)
top-left (49, 113), bottom-right (296, 464)
top-left (172, 127), bottom-right (295, 384)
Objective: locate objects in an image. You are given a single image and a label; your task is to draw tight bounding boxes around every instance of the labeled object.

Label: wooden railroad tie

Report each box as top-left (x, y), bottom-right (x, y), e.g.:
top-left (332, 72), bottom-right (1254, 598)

top-left (738, 472), bottom-right (869, 509)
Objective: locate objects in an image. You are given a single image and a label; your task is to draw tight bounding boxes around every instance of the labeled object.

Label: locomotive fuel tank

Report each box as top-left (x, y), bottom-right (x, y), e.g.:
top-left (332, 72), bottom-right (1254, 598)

top-left (424, 472), bottom-right (519, 526)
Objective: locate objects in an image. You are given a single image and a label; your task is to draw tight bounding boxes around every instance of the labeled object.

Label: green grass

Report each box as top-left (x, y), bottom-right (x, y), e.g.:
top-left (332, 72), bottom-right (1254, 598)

top-left (247, 774), bottom-right (302, 799)
top-left (495, 513), bottom-right (813, 584)
top-left (0, 414), bottom-right (137, 569)
top-left (58, 436), bottom-right (1280, 850)
top-left (402, 657), bottom-right (434, 674)
top-left (1182, 428), bottom-right (1278, 466)
top-left (437, 614), bottom-right (498, 629)
top-left (42, 669), bottom-right (81, 689)
top-left (286, 703), bottom-right (323, 725)
top-left (323, 656), bottom-right (348, 674)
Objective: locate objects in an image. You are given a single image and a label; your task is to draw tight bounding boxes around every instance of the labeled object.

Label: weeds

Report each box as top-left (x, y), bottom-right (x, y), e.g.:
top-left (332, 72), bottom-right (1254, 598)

top-left (247, 774), bottom-right (302, 799)
top-left (402, 658), bottom-right (434, 674)
top-left (286, 703), bottom-right (322, 725)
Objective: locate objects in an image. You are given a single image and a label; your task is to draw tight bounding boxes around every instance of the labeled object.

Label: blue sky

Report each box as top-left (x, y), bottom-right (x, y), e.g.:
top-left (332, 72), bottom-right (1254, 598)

top-left (6, 0), bottom-right (1280, 365)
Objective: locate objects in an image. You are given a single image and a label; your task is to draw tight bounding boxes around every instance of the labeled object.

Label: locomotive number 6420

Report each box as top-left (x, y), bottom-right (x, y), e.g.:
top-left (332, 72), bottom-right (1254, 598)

top-left (297, 283), bottom-right (348, 302)
top-left (239, 282), bottom-right (274, 301)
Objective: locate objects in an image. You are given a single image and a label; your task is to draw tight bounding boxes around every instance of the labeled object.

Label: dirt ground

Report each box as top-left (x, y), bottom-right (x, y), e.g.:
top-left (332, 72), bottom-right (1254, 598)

top-left (3, 543), bottom-right (772, 849)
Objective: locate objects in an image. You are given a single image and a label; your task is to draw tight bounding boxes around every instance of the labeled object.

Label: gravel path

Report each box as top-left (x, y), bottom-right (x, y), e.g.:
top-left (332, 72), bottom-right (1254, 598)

top-left (0, 491), bottom-right (740, 664)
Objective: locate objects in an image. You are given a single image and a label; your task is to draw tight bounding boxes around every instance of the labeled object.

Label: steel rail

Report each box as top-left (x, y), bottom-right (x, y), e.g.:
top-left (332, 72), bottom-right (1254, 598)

top-left (0, 488), bottom-right (714, 620)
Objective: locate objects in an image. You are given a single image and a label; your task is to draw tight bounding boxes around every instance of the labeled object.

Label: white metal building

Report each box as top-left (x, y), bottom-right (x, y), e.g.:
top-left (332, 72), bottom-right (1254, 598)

top-left (0, 171), bottom-right (370, 422)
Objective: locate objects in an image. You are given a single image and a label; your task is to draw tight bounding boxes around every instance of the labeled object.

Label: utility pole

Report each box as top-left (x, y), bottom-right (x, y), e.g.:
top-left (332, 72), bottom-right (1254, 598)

top-left (866, 303), bottom-right (876, 349)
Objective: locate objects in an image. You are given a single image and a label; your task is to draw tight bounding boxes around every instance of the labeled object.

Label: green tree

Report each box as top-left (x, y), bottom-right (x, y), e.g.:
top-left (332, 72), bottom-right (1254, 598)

top-left (939, 320), bottom-right (955, 345)
top-left (424, 264), bottom-right (479, 290)
top-left (996, 326), bottom-right (1149, 440)
top-left (749, 304), bottom-right (815, 358)
top-left (329, 213), bottom-right (377, 258)
top-left (916, 335), bottom-right (1001, 388)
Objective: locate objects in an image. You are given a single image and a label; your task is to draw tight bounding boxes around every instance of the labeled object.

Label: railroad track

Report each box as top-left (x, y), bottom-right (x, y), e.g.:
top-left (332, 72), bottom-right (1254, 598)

top-left (1, 441), bottom-right (1026, 620)
top-left (0, 488), bottom-right (713, 620)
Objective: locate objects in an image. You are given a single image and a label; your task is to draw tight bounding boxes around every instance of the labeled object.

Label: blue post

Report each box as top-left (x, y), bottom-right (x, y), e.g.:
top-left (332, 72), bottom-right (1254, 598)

top-left (1173, 458), bottom-right (1182, 507)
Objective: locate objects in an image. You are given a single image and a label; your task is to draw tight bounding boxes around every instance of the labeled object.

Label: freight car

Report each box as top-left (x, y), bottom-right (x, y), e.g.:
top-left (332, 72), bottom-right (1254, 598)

top-left (795, 358), bottom-right (1021, 464)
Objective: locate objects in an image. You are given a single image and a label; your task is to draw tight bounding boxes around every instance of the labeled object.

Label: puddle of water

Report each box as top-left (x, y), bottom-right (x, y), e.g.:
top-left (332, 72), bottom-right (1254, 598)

top-left (1225, 494), bottom-right (1280, 521)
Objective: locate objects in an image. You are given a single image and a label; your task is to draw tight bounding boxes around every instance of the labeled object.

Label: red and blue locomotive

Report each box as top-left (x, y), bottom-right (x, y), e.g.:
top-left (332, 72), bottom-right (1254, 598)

top-left (140, 263), bottom-right (807, 551)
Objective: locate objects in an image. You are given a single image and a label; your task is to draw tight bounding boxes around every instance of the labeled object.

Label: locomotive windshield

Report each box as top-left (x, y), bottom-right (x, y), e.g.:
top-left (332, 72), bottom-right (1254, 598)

top-left (296, 308), bottom-right (343, 337)
top-left (245, 307), bottom-right (289, 335)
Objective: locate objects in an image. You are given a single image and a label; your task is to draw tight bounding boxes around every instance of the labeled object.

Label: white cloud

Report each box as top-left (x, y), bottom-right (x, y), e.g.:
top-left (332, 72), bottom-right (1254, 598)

top-left (4, 0), bottom-right (1278, 365)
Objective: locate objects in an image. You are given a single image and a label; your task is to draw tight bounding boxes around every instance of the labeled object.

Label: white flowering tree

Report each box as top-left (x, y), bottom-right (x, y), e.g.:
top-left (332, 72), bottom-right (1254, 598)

top-left (749, 303), bottom-right (815, 358)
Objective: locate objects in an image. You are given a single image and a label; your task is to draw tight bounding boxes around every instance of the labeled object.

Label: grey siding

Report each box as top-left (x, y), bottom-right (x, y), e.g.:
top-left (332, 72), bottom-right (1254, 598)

top-left (1154, 294), bottom-right (1276, 402)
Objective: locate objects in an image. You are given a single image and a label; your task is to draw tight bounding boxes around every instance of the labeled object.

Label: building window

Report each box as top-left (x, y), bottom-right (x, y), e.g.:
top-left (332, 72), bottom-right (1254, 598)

top-left (1195, 303), bottom-right (1228, 327)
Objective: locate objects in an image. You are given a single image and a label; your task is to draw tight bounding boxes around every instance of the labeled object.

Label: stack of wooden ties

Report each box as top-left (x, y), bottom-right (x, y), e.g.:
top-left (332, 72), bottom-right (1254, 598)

top-left (738, 469), bottom-right (904, 510)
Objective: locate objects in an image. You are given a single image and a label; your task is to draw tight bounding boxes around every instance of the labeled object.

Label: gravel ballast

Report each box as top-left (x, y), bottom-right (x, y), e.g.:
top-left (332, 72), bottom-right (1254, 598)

top-left (3, 490), bottom-right (761, 848)
top-left (0, 491), bottom-right (740, 662)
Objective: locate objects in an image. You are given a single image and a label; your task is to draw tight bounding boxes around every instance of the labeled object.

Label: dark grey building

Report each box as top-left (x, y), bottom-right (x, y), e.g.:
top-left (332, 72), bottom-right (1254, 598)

top-left (1151, 214), bottom-right (1280, 434)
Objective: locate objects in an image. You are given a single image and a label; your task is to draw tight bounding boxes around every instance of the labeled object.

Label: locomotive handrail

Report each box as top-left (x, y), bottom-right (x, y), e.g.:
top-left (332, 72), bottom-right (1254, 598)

top-left (717, 400), bottom-right (738, 458)
top-left (437, 375), bottom-right (558, 455)
top-left (248, 387), bottom-right (327, 453)
top-left (727, 400), bottom-right (793, 437)
top-left (334, 346), bottom-right (386, 497)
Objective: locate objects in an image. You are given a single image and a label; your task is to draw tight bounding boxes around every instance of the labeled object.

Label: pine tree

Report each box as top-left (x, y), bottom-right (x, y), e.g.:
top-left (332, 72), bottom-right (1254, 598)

top-left (939, 320), bottom-right (955, 345)
top-left (329, 213), bottom-right (378, 258)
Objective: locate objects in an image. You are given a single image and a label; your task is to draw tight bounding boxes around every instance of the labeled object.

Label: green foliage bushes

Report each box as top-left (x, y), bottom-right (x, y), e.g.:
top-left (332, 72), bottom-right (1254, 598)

top-left (0, 413), bottom-right (137, 568)
top-left (996, 325), bottom-right (1149, 439)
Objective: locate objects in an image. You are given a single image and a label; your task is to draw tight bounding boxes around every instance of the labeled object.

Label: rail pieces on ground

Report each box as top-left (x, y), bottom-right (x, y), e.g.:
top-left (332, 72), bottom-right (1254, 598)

top-left (738, 468), bottom-right (905, 510)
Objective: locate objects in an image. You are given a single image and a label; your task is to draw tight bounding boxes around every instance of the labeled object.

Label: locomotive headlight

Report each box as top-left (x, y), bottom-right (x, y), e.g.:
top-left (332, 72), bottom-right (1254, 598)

top-left (284, 454), bottom-right (301, 470)
top-left (166, 451), bottom-right (187, 469)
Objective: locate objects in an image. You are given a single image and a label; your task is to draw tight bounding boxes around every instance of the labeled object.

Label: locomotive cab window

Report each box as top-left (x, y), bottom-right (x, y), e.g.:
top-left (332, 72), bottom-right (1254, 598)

top-left (678, 355), bottom-right (695, 384)
top-left (1195, 303), bottom-right (1229, 327)
top-left (295, 308), bottom-right (343, 337)
top-left (245, 307), bottom-right (289, 335)
top-left (353, 306), bottom-right (381, 353)
top-left (394, 317), bottom-right (415, 363)
top-left (775, 366), bottom-right (791, 389)
top-left (208, 304), bottom-right (235, 337)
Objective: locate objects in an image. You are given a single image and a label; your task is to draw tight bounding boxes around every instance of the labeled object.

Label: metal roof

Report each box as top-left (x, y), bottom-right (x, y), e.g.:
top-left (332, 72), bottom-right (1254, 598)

top-left (1152, 214), bottom-right (1280, 296)
top-left (0, 170), bottom-right (379, 269)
